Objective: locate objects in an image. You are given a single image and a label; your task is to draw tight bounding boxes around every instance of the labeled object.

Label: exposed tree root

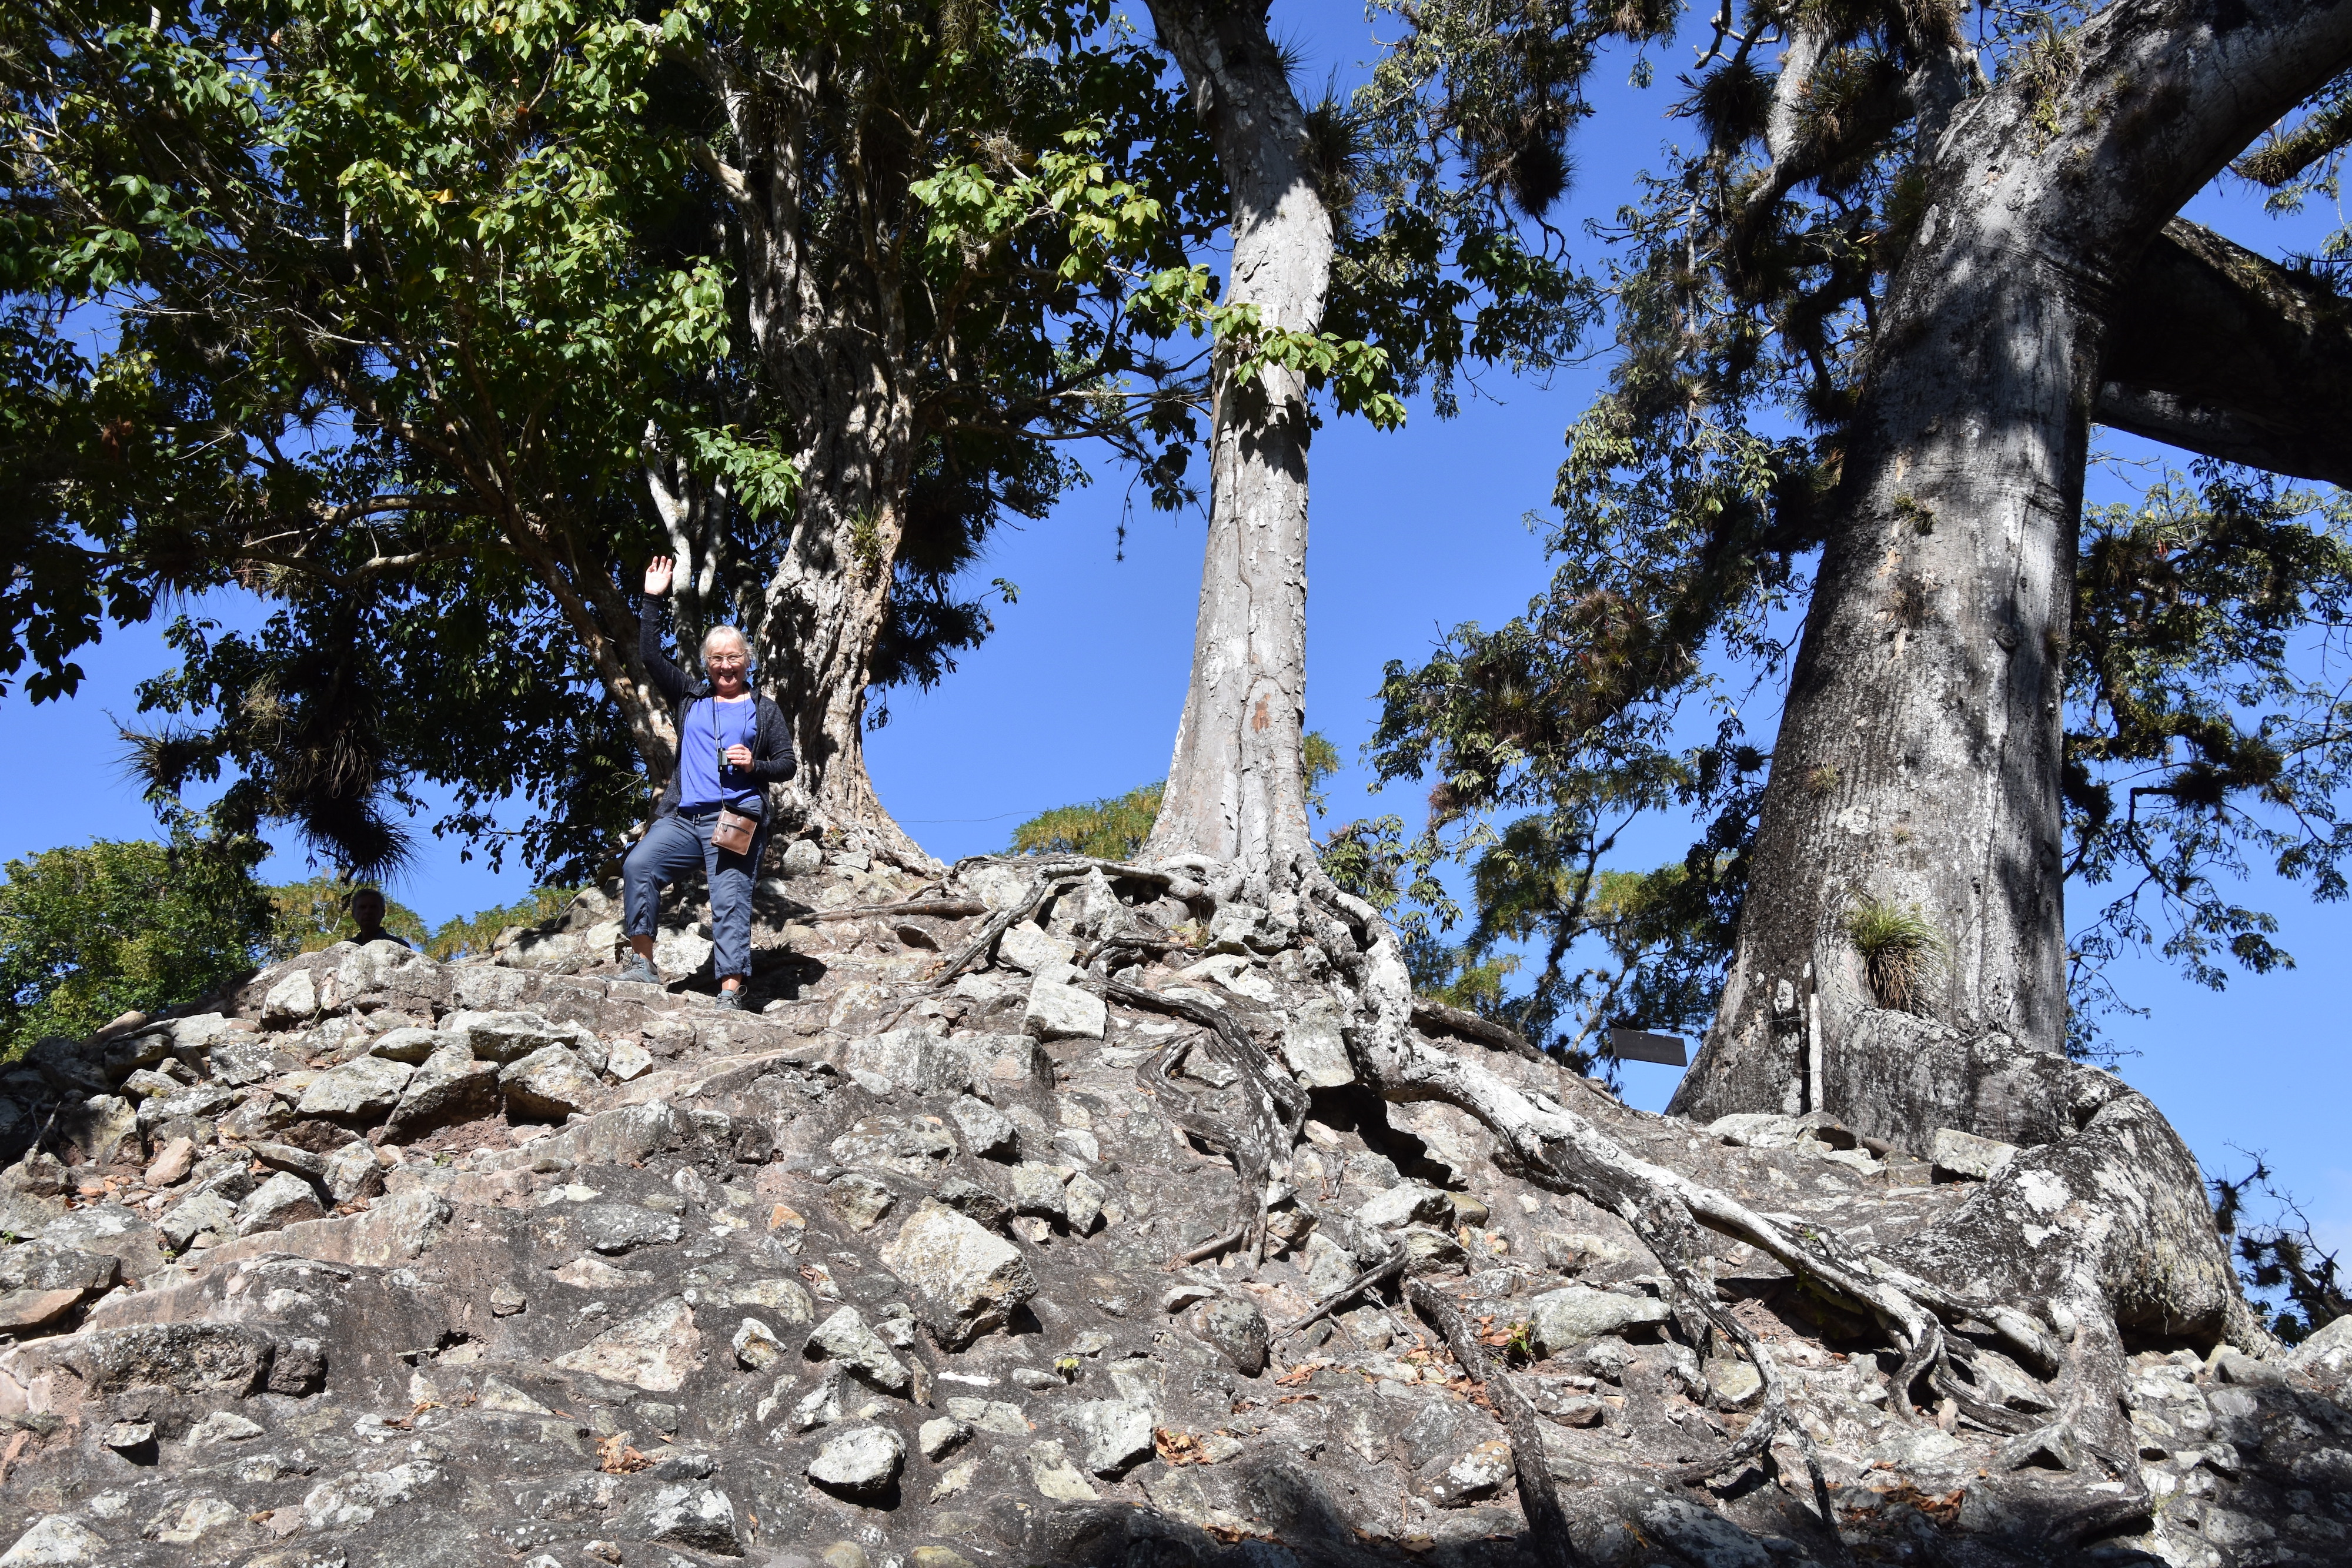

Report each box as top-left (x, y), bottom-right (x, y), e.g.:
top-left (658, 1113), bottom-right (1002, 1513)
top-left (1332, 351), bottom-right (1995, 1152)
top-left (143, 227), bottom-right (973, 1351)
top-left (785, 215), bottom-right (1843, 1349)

top-left (804, 898), bottom-right (988, 924)
top-left (1407, 1276), bottom-right (1592, 1568)
top-left (924, 855), bottom-right (1181, 988)
top-left (1106, 977), bottom-right (1306, 1264)
top-left (1246, 860), bottom-right (2240, 1541)
top-left (897, 847), bottom-right (2256, 1548)
top-left (1275, 1242), bottom-right (1409, 1344)
top-left (860, 856), bottom-right (1187, 1032)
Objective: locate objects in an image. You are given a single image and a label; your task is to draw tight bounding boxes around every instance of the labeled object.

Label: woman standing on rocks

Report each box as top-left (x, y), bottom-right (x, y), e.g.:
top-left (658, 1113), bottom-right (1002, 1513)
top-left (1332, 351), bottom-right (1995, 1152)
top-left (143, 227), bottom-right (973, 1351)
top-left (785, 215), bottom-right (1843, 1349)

top-left (617, 556), bottom-right (797, 1008)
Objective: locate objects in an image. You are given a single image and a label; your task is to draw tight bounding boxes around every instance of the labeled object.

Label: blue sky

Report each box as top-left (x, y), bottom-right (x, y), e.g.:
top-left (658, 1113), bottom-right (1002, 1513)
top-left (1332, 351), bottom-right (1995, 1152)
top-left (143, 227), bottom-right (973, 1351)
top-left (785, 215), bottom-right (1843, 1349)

top-left (6, 3), bottom-right (2346, 1259)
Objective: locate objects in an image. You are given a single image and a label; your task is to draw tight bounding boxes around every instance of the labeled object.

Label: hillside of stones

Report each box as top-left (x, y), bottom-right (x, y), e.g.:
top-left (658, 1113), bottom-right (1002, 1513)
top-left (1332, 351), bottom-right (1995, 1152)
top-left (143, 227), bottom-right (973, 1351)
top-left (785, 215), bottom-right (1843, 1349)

top-left (0, 844), bottom-right (2347, 1568)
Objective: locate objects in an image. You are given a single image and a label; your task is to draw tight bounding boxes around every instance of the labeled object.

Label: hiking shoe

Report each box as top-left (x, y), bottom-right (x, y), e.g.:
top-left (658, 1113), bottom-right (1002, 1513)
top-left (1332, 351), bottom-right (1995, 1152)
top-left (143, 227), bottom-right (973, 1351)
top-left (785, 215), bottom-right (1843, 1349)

top-left (616, 954), bottom-right (663, 987)
top-left (713, 988), bottom-right (746, 1012)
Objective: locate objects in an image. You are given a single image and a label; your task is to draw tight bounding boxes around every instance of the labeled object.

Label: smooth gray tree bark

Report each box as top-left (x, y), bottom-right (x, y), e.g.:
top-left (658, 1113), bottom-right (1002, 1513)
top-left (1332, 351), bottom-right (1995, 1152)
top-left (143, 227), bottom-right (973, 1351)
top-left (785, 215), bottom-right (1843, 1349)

top-left (1676, 1), bottom-right (2352, 1139)
top-left (1138, 0), bottom-right (1331, 890)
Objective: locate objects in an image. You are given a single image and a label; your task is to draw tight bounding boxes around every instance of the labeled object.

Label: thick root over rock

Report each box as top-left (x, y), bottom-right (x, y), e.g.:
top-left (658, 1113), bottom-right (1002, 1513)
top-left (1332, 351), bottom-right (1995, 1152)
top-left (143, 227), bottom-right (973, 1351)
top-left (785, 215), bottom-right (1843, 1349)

top-left (1252, 863), bottom-right (2261, 1549)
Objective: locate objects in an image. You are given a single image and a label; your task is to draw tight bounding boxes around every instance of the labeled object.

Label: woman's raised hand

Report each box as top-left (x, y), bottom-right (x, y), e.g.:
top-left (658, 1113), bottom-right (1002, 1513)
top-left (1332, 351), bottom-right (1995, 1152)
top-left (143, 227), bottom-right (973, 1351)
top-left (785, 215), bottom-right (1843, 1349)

top-left (643, 556), bottom-right (675, 597)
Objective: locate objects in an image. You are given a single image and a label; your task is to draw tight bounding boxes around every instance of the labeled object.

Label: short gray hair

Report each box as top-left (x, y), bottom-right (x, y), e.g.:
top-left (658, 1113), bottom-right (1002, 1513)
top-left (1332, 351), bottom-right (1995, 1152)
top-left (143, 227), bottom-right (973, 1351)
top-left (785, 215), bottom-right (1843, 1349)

top-left (701, 624), bottom-right (750, 661)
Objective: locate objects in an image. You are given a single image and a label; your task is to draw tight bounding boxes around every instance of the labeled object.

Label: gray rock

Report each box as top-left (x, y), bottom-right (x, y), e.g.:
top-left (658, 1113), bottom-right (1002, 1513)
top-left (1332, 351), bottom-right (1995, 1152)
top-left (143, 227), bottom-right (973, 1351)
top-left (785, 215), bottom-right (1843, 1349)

top-left (879, 1198), bottom-right (1038, 1348)
top-left (1931, 1126), bottom-right (2020, 1180)
top-left (1706, 1358), bottom-right (1763, 1409)
top-left (1401, 1224), bottom-right (1468, 1272)
top-left (1009, 1161), bottom-right (1068, 1220)
top-left (828, 1116), bottom-right (958, 1179)
top-left (500, 1044), bottom-right (602, 1119)
top-left (997, 922), bottom-right (1075, 975)
top-left (133, 1082), bottom-right (240, 1134)
top-left (248, 1140), bottom-right (328, 1181)
top-left (710, 1275), bottom-right (817, 1323)
top-left (205, 1034), bottom-right (292, 1088)
top-left (1635, 1497), bottom-right (1776, 1568)
top-left (804, 1305), bottom-right (911, 1392)
top-left (945, 1396), bottom-right (1031, 1436)
top-left (919, 1416), bottom-right (972, 1462)
top-left (1024, 978), bottom-right (1105, 1042)
top-left (577, 1202), bottom-right (684, 1255)
top-left (1192, 1296), bottom-right (1269, 1376)
top-left (550, 1296), bottom-right (699, 1392)
top-left (0, 1515), bottom-right (111, 1565)
top-left (790, 1369), bottom-right (846, 1432)
top-left (235, 1171), bottom-right (326, 1236)
top-left (1063, 1398), bottom-right (1155, 1476)
top-left (0, 1243), bottom-right (118, 1295)
top-left (188, 1149), bottom-right (261, 1204)
top-left (781, 838), bottom-right (824, 878)
top-left (366, 1026), bottom-right (446, 1064)
top-left (260, 968), bottom-right (318, 1028)
top-left (1704, 1111), bottom-right (1814, 1149)
top-left (38, 1203), bottom-right (166, 1283)
top-left (1025, 1439), bottom-right (1099, 1502)
top-left (158, 1190), bottom-right (238, 1250)
top-left (934, 1176), bottom-right (1012, 1231)
top-left (826, 1172), bottom-right (898, 1232)
top-left (295, 1055), bottom-right (413, 1121)
top-left (1525, 1283), bottom-right (1670, 1355)
top-left (2290, 1312), bottom-right (2352, 1375)
top-left (1280, 997), bottom-right (1357, 1087)
top-left (216, 1089), bottom-right (295, 1141)
top-left (442, 1009), bottom-right (575, 1064)
top-left (652, 921), bottom-right (714, 976)
top-left (613, 1484), bottom-right (743, 1554)
top-left (1064, 1172), bottom-right (1108, 1234)
top-left (321, 1139), bottom-right (383, 1204)
top-left (1428, 1438), bottom-right (1514, 1506)
top-left (948, 1095), bottom-right (1019, 1161)
top-left (1356, 1182), bottom-right (1455, 1230)
top-left (386, 1041), bottom-right (499, 1137)
top-left (185, 1409), bottom-right (267, 1445)
top-left (808, 1425), bottom-right (905, 1497)
top-left (733, 1317), bottom-right (787, 1370)
top-left (844, 1030), bottom-right (974, 1096)
top-left (1997, 1420), bottom-right (2081, 1473)
top-left (64, 1322), bottom-right (282, 1395)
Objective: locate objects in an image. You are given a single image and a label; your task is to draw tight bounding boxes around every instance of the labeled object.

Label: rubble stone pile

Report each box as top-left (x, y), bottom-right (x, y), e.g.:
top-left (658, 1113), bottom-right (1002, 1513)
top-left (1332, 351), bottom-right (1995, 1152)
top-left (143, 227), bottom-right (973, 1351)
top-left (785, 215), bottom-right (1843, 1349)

top-left (0, 849), bottom-right (2345, 1568)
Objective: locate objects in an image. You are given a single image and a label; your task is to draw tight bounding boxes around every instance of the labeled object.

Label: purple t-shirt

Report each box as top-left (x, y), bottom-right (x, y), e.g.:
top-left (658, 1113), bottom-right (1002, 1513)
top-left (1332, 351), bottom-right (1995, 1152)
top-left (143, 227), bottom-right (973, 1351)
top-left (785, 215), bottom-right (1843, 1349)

top-left (676, 695), bottom-right (760, 812)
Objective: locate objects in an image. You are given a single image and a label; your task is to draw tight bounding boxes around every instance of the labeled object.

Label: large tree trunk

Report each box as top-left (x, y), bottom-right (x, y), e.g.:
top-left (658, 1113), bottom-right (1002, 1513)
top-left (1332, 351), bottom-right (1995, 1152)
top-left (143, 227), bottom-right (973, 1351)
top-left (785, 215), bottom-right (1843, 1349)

top-left (679, 48), bottom-right (936, 871)
top-left (1138, 0), bottom-right (1331, 890)
top-left (757, 387), bottom-right (931, 870)
top-left (1675, 1), bottom-right (2352, 1141)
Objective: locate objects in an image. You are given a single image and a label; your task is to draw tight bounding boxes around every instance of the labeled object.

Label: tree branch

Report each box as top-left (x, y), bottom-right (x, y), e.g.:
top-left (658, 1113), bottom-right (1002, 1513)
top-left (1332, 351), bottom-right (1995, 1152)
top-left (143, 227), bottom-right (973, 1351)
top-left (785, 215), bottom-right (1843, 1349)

top-left (2098, 220), bottom-right (2352, 489)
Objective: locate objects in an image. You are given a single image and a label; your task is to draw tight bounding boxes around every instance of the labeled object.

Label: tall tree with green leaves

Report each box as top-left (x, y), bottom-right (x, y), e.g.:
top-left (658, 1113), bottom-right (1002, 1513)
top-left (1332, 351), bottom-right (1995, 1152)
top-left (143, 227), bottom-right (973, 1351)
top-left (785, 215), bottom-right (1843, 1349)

top-left (1367, 1), bottom-right (2352, 1148)
top-left (4, 0), bottom-right (1221, 879)
top-left (1135, 0), bottom-right (1592, 891)
top-left (0, 836), bottom-right (275, 1055)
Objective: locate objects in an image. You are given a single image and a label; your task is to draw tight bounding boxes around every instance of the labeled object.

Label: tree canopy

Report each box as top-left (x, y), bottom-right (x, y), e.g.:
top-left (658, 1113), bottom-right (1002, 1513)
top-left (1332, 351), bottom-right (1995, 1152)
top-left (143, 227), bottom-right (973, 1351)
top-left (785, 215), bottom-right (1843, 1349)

top-left (1363, 2), bottom-right (2352, 1068)
top-left (0, 836), bottom-right (272, 1053)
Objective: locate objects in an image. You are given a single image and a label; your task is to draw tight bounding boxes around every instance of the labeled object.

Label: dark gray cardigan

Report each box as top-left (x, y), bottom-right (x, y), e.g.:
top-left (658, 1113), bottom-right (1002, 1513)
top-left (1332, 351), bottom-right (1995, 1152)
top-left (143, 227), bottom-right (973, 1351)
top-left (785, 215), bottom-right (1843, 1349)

top-left (640, 595), bottom-right (797, 818)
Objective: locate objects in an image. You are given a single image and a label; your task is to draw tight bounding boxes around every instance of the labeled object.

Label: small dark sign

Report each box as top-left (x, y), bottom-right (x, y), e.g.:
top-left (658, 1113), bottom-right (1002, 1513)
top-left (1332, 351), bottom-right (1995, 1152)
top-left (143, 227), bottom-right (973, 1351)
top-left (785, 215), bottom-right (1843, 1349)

top-left (1605, 1027), bottom-right (1688, 1067)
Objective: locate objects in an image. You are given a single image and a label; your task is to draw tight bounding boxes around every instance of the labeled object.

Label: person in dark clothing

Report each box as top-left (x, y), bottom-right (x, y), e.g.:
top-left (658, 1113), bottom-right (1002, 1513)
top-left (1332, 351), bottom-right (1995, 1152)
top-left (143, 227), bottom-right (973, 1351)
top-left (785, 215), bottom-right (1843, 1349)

top-left (617, 556), bottom-right (797, 1007)
top-left (349, 888), bottom-right (410, 949)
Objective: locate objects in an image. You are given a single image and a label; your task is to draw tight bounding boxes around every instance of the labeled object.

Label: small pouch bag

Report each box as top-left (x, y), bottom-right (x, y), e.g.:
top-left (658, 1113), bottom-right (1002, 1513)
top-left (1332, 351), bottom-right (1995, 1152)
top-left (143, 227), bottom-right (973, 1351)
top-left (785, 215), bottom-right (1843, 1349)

top-left (712, 806), bottom-right (759, 856)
